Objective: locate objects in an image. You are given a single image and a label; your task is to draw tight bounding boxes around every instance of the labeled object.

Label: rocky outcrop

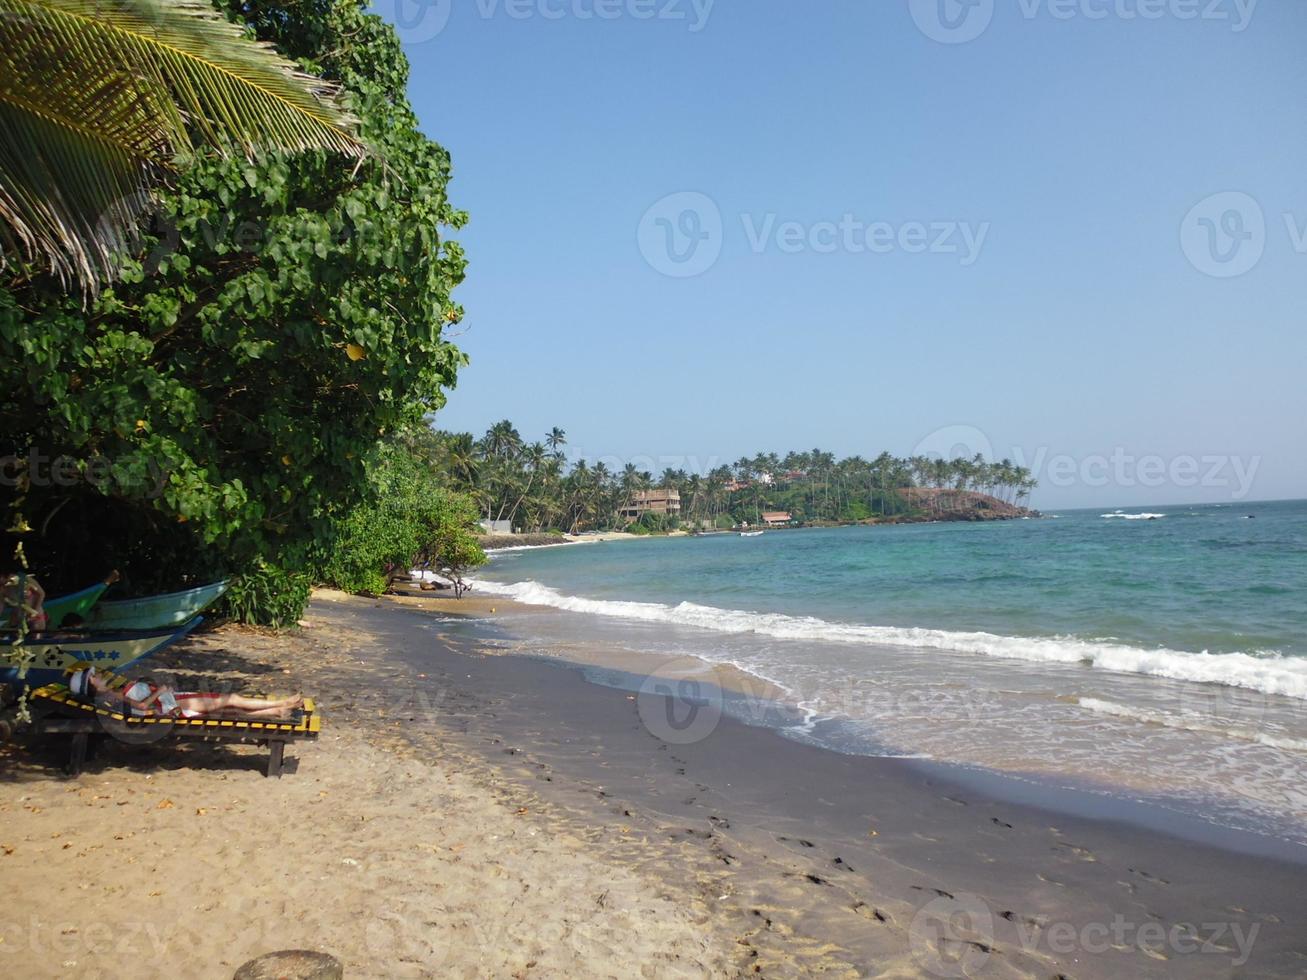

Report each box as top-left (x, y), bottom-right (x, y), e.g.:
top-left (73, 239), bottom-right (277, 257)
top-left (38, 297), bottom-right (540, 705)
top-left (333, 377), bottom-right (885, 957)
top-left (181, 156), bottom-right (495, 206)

top-left (891, 488), bottom-right (1037, 522)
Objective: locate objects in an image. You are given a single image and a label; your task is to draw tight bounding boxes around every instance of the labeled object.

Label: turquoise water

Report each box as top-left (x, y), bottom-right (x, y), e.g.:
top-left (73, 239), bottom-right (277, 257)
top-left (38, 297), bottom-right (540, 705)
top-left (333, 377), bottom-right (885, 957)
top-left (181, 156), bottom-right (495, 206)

top-left (474, 500), bottom-right (1307, 842)
top-left (485, 501), bottom-right (1307, 664)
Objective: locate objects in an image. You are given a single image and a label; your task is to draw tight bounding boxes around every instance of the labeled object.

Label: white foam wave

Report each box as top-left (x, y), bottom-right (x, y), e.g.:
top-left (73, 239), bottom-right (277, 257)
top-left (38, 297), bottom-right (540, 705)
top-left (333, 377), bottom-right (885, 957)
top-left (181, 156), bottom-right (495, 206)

top-left (1102, 511), bottom-right (1167, 520)
top-left (482, 542), bottom-right (578, 556)
top-left (1078, 698), bottom-right (1307, 752)
top-left (472, 578), bottom-right (1307, 701)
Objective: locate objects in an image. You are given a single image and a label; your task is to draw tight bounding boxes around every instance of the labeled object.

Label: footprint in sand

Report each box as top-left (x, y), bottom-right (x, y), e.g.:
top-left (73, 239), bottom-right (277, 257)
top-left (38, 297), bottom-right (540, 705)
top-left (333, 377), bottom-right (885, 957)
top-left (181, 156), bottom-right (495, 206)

top-left (851, 901), bottom-right (889, 923)
top-left (1052, 841), bottom-right (1097, 862)
top-left (998, 910), bottom-right (1046, 929)
top-left (910, 885), bottom-right (955, 900)
top-left (1126, 867), bottom-right (1171, 885)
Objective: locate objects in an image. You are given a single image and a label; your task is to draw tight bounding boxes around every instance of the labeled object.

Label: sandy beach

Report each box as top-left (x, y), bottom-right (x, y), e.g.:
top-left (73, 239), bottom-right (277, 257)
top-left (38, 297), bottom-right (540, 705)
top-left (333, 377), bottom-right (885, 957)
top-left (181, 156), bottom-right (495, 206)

top-left (3, 590), bottom-right (1307, 978)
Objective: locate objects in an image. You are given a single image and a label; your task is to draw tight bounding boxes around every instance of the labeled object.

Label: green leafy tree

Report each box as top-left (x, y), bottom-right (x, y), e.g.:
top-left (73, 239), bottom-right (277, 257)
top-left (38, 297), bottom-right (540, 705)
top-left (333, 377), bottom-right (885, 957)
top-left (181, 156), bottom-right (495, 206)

top-left (318, 438), bottom-right (485, 598)
top-left (0, 0), bottom-right (467, 622)
top-left (0, 0), bottom-right (365, 290)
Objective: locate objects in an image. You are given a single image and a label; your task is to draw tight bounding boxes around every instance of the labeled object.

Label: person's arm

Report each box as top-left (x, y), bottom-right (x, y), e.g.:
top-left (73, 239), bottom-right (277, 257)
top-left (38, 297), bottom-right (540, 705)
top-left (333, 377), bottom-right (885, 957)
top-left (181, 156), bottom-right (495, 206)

top-left (27, 576), bottom-right (44, 609)
top-left (120, 681), bottom-right (163, 714)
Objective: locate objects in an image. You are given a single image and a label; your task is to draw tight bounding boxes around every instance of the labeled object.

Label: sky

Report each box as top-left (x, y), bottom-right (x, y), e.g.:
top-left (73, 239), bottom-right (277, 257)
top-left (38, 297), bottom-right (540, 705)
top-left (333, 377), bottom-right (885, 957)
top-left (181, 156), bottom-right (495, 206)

top-left (374, 0), bottom-right (1306, 509)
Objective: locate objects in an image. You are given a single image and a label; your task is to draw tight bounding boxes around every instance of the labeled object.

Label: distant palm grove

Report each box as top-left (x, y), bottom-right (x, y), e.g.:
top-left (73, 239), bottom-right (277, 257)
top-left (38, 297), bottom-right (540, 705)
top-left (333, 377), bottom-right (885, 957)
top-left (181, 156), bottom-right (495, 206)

top-left (431, 421), bottom-right (1038, 533)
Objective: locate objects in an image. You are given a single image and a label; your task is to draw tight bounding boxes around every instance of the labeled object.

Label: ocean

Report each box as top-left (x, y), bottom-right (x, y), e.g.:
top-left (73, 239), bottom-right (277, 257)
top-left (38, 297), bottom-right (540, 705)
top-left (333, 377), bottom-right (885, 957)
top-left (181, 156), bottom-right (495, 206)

top-left (472, 500), bottom-right (1307, 845)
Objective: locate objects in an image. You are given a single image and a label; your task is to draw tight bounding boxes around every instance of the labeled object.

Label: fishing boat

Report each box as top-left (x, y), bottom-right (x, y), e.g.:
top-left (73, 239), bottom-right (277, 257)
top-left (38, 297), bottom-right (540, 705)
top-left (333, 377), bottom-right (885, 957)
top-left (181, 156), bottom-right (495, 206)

top-left (81, 581), bottom-right (227, 631)
top-left (0, 617), bottom-right (203, 690)
top-left (42, 579), bottom-right (115, 628)
top-left (739, 530), bottom-right (764, 537)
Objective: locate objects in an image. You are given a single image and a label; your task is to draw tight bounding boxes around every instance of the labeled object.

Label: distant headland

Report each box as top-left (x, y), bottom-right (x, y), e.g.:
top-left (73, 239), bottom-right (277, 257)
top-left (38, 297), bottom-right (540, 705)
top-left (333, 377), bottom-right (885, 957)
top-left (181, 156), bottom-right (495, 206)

top-left (430, 420), bottom-right (1038, 539)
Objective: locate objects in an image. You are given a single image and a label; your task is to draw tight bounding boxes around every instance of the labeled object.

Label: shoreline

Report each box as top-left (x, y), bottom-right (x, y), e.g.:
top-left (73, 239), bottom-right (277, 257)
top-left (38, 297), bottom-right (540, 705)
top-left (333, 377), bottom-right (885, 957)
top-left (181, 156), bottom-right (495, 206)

top-left (349, 592), bottom-right (1307, 974)
top-left (396, 586), bottom-right (1307, 862)
top-left (3, 591), bottom-right (1306, 975)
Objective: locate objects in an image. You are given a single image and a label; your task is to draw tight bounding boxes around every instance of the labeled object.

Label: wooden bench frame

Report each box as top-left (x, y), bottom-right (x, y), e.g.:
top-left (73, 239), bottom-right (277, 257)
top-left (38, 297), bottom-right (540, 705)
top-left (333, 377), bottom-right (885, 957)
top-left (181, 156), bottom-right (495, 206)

top-left (30, 684), bottom-right (320, 778)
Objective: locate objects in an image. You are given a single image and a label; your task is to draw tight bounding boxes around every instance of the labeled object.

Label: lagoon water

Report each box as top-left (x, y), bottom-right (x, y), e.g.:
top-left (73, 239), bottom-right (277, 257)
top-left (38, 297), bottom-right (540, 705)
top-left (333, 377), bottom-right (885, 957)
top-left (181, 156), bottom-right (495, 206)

top-left (475, 500), bottom-right (1307, 845)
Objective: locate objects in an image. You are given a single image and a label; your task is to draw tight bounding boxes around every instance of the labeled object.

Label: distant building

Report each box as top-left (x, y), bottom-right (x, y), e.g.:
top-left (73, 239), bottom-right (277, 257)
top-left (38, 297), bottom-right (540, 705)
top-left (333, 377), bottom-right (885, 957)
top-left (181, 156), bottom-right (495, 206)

top-left (760, 511), bottom-right (792, 527)
top-left (724, 480), bottom-right (749, 493)
top-left (479, 519), bottom-right (513, 535)
top-left (620, 489), bottom-right (682, 521)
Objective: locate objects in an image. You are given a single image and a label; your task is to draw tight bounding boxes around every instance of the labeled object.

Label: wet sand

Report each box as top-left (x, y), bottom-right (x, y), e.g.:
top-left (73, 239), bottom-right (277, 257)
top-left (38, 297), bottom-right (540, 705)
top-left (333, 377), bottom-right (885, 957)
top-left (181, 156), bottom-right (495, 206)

top-left (3, 590), bottom-right (1306, 977)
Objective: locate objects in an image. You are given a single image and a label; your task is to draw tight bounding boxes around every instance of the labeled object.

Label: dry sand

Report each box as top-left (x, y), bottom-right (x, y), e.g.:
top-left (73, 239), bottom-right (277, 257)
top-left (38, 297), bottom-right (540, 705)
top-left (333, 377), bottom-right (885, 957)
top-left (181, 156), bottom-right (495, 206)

top-left (0, 601), bottom-right (735, 979)
top-left (4, 589), bottom-right (1307, 979)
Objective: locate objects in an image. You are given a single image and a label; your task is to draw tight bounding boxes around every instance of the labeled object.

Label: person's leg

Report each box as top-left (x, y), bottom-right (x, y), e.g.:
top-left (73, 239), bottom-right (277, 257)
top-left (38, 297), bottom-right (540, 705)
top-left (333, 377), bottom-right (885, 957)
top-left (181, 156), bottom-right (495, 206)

top-left (220, 693), bottom-right (303, 711)
top-left (176, 693), bottom-right (302, 715)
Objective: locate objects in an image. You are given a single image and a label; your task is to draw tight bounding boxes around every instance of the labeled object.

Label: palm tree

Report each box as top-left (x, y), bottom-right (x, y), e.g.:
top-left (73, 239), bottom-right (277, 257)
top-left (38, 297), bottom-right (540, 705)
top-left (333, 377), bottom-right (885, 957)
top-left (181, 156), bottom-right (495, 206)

top-left (545, 426), bottom-right (567, 458)
top-left (483, 420), bottom-right (523, 461)
top-left (0, 0), bottom-right (366, 291)
top-left (442, 432), bottom-right (479, 489)
top-left (506, 442), bottom-right (548, 529)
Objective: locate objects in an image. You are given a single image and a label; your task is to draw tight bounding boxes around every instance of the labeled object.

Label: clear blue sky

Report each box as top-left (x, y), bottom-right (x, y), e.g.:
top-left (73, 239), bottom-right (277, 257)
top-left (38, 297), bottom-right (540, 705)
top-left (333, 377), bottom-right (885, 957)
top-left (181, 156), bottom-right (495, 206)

top-left (381, 0), bottom-right (1306, 509)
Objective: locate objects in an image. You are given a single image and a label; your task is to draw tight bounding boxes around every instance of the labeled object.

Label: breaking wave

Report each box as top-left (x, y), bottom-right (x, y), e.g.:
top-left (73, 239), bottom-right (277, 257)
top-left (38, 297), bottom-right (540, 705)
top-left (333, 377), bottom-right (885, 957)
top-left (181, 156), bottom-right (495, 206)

top-left (470, 578), bottom-right (1307, 701)
top-left (1077, 698), bottom-right (1307, 752)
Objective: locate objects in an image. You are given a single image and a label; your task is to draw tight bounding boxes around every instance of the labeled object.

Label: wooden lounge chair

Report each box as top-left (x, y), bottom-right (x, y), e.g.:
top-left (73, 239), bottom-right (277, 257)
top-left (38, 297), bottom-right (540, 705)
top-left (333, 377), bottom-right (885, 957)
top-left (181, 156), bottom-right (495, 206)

top-left (28, 678), bottom-right (320, 778)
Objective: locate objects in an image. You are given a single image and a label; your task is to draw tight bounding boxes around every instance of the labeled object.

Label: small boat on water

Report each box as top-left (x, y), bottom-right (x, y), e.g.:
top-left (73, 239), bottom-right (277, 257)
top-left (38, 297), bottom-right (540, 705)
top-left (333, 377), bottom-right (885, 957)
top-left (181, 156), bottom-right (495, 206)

top-left (1, 616), bottom-right (204, 690)
top-left (45, 581), bottom-right (227, 630)
top-left (739, 530), bottom-right (764, 537)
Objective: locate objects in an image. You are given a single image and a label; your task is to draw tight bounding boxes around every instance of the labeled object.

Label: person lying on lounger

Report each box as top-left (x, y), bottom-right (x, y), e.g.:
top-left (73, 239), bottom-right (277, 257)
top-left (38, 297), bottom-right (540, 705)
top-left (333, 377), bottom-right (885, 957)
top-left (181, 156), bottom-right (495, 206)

top-left (68, 666), bottom-right (304, 719)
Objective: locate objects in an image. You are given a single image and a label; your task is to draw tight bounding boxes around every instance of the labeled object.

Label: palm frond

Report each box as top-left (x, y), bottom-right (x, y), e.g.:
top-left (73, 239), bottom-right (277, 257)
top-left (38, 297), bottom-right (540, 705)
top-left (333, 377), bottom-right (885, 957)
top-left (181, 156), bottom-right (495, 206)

top-left (0, 0), bottom-right (366, 291)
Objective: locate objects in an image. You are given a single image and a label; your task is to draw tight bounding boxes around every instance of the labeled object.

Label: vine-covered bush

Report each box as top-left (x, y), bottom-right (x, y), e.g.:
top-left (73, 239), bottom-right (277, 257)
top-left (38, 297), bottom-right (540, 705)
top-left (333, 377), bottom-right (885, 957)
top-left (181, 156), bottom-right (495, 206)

top-left (0, 0), bottom-right (466, 625)
top-left (318, 441), bottom-right (486, 597)
top-left (221, 559), bottom-right (313, 630)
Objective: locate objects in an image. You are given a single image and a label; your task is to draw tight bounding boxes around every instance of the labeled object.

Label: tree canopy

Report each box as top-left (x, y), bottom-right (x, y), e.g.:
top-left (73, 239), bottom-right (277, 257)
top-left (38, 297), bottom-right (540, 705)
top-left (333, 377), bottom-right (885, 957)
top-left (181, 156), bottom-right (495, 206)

top-left (0, 0), bottom-right (467, 611)
top-left (0, 0), bottom-right (365, 290)
top-left (429, 422), bottom-right (1038, 533)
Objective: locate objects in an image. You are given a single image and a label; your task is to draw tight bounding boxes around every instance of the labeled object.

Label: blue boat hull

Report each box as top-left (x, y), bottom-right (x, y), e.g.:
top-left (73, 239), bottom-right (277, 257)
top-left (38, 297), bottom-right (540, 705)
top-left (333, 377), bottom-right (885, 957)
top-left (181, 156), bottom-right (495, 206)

top-left (0, 617), bottom-right (203, 690)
